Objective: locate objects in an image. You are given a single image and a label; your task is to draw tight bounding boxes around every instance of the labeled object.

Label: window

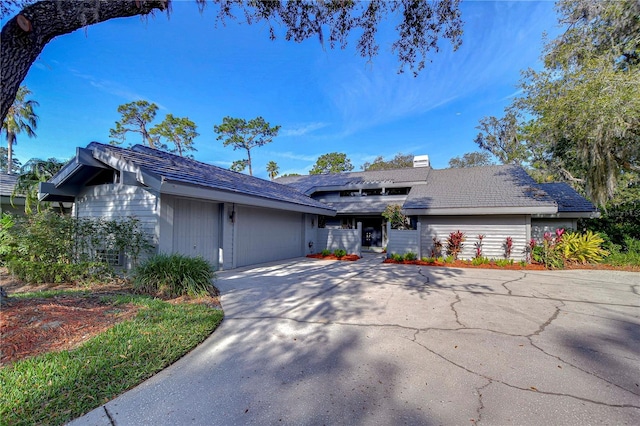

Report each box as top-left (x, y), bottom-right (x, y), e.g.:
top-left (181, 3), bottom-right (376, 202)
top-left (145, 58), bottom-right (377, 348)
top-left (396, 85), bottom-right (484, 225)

top-left (96, 249), bottom-right (123, 266)
top-left (362, 188), bottom-right (382, 196)
top-left (385, 187), bottom-right (410, 195)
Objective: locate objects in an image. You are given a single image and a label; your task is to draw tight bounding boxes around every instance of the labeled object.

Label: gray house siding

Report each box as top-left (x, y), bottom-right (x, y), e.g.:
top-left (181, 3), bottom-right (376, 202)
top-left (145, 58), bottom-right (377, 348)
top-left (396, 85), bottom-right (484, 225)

top-left (317, 224), bottom-right (362, 256)
top-left (74, 184), bottom-right (159, 268)
top-left (159, 195), bottom-right (221, 269)
top-left (235, 205), bottom-right (305, 267)
top-left (387, 222), bottom-right (421, 258)
top-left (420, 215), bottom-right (530, 261)
top-left (531, 218), bottom-right (578, 242)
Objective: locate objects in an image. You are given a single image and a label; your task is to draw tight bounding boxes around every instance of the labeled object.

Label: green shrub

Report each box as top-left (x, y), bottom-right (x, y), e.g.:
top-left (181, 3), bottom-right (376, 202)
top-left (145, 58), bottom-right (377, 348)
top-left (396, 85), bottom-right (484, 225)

top-left (132, 253), bottom-right (215, 298)
top-left (494, 259), bottom-right (514, 268)
top-left (7, 259), bottom-right (112, 284)
top-left (320, 249), bottom-right (331, 257)
top-left (532, 245), bottom-right (564, 269)
top-left (471, 256), bottom-right (490, 266)
top-left (421, 256), bottom-right (435, 263)
top-left (557, 231), bottom-right (609, 264)
top-left (519, 260), bottom-right (527, 267)
top-left (623, 236), bottom-right (640, 254)
top-left (604, 237), bottom-right (640, 266)
top-left (444, 255), bottom-right (454, 264)
top-left (1, 212), bottom-right (153, 283)
top-left (382, 204), bottom-right (408, 229)
top-left (404, 251), bottom-right (417, 261)
top-left (333, 248), bottom-right (347, 258)
top-left (390, 253), bottom-right (404, 261)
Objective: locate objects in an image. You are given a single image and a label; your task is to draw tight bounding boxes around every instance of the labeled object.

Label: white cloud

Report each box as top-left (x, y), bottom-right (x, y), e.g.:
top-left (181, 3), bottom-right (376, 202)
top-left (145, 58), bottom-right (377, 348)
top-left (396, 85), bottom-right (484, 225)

top-left (70, 68), bottom-right (167, 109)
top-left (264, 151), bottom-right (319, 162)
top-left (280, 122), bottom-right (329, 137)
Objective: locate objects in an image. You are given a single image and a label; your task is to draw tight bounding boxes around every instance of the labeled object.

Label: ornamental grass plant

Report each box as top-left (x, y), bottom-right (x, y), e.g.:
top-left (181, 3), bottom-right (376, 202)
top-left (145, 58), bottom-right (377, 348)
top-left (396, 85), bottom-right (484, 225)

top-left (132, 253), bottom-right (216, 298)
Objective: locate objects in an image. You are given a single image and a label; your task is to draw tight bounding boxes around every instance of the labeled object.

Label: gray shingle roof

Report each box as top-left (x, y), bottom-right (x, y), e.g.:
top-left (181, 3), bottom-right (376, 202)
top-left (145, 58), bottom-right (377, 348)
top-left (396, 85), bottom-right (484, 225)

top-left (276, 167), bottom-right (431, 194)
top-left (87, 143), bottom-right (334, 212)
top-left (403, 165), bottom-right (557, 210)
top-left (0, 173), bottom-right (18, 196)
top-left (537, 183), bottom-right (597, 212)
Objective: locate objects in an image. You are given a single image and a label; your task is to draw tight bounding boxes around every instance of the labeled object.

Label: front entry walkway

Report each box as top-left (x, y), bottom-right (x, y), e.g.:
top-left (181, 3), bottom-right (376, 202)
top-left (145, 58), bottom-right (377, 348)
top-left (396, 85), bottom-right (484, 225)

top-left (71, 255), bottom-right (640, 425)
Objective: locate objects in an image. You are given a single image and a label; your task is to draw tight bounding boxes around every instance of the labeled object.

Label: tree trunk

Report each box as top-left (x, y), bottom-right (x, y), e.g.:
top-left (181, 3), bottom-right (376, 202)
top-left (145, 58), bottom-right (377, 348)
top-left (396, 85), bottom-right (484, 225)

top-left (1, 0), bottom-right (168, 124)
top-left (246, 148), bottom-right (253, 176)
top-left (6, 134), bottom-right (15, 174)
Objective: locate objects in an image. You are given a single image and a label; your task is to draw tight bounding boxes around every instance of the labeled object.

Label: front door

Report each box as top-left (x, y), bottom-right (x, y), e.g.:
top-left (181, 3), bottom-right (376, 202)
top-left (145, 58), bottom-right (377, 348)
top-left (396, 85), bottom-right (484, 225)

top-left (361, 219), bottom-right (382, 247)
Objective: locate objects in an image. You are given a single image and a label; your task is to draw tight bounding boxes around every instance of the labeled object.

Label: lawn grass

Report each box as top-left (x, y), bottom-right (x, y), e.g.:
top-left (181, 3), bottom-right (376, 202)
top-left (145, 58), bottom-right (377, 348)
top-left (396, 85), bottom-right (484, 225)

top-left (0, 293), bottom-right (223, 426)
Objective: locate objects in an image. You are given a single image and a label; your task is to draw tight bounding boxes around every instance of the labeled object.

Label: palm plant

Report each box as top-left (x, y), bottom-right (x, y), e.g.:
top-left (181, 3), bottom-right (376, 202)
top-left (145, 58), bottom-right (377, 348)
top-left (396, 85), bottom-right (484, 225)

top-left (266, 161), bottom-right (279, 180)
top-left (11, 158), bottom-right (65, 214)
top-left (2, 86), bottom-right (39, 174)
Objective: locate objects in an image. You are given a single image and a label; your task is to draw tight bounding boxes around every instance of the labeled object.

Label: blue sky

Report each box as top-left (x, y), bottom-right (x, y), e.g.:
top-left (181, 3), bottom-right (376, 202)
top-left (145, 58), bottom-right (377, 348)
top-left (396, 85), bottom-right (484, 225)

top-left (4, 1), bottom-right (562, 179)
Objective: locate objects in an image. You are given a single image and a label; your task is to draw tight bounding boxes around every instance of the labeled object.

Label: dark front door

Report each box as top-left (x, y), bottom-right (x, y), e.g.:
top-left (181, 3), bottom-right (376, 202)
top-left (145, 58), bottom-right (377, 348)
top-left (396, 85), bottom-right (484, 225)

top-left (362, 220), bottom-right (382, 247)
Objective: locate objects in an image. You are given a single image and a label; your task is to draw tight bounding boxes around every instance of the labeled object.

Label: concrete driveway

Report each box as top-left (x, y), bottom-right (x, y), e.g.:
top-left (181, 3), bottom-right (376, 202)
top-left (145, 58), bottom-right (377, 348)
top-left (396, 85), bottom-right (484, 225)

top-left (71, 254), bottom-right (639, 425)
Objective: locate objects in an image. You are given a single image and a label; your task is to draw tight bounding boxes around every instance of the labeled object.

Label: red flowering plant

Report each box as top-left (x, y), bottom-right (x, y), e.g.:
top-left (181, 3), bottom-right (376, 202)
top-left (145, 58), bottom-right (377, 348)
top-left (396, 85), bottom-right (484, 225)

top-left (532, 229), bottom-right (565, 269)
top-left (474, 234), bottom-right (485, 258)
top-left (446, 230), bottom-right (466, 260)
top-left (504, 236), bottom-right (513, 259)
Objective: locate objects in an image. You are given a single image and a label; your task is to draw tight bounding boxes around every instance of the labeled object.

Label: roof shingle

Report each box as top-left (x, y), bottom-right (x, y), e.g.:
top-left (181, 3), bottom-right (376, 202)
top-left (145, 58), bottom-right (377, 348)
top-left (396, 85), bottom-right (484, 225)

top-left (87, 142), bottom-right (334, 212)
top-left (403, 165), bottom-right (557, 210)
top-left (537, 183), bottom-right (597, 212)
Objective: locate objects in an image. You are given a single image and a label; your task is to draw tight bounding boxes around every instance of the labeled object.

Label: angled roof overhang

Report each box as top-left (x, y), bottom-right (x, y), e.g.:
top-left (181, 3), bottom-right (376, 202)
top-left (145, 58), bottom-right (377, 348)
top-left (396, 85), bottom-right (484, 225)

top-left (39, 147), bottom-right (111, 202)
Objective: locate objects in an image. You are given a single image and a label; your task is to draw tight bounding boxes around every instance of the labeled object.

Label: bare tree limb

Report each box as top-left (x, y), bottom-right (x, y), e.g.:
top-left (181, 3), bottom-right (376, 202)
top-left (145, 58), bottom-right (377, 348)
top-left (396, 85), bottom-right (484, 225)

top-left (1, 0), bottom-right (168, 123)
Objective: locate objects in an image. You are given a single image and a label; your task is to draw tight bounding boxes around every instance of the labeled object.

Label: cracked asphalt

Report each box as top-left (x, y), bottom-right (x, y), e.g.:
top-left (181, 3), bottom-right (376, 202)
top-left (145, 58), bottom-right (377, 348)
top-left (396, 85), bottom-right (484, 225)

top-left (70, 254), bottom-right (640, 425)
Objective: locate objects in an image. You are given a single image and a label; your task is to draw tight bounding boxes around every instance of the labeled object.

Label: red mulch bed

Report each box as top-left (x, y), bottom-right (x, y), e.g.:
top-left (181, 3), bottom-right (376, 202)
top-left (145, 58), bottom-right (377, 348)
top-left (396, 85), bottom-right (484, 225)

top-left (0, 295), bottom-right (139, 365)
top-left (383, 258), bottom-right (545, 270)
top-left (382, 258), bottom-right (639, 271)
top-left (0, 269), bottom-right (220, 366)
top-left (307, 254), bottom-right (361, 261)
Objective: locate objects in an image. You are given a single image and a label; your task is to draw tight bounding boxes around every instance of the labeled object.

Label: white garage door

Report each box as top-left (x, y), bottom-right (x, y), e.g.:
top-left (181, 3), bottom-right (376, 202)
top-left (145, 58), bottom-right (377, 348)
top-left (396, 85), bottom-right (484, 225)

top-left (173, 198), bottom-right (220, 269)
top-left (236, 206), bottom-right (303, 267)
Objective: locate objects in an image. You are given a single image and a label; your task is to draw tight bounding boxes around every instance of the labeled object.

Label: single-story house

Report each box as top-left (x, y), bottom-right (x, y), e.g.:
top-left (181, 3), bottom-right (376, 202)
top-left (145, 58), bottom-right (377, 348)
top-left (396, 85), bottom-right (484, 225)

top-left (39, 142), bottom-right (336, 270)
top-left (41, 144), bottom-right (598, 268)
top-left (0, 173), bottom-right (24, 215)
top-left (277, 158), bottom-right (598, 261)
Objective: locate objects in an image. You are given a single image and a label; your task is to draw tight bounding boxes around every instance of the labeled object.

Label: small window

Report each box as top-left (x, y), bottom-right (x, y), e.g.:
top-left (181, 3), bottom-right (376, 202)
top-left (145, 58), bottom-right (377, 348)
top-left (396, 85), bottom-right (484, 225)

top-left (86, 169), bottom-right (117, 186)
top-left (362, 188), bottom-right (382, 196)
top-left (318, 216), bottom-right (327, 228)
top-left (340, 190), bottom-right (360, 197)
top-left (386, 187), bottom-right (410, 195)
top-left (96, 249), bottom-right (122, 266)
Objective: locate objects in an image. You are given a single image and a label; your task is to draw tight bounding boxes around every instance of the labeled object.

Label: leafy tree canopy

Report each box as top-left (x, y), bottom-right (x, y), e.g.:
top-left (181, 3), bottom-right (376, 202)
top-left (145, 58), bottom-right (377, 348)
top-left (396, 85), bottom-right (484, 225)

top-left (230, 159), bottom-right (248, 173)
top-left (448, 151), bottom-right (495, 168)
top-left (149, 114), bottom-right (198, 157)
top-left (0, 147), bottom-right (22, 173)
top-left (1, 0), bottom-right (464, 124)
top-left (361, 153), bottom-right (413, 171)
top-left (214, 116), bottom-right (280, 176)
top-left (310, 152), bottom-right (354, 175)
top-left (475, 0), bottom-right (640, 206)
top-left (109, 100), bottom-right (159, 148)
top-left (474, 108), bottom-right (528, 166)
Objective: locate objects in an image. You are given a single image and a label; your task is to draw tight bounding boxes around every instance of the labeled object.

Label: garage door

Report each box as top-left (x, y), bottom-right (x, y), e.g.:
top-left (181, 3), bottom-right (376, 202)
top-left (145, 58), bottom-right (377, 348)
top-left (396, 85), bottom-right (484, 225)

top-left (236, 206), bottom-right (303, 267)
top-left (173, 198), bottom-right (220, 269)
